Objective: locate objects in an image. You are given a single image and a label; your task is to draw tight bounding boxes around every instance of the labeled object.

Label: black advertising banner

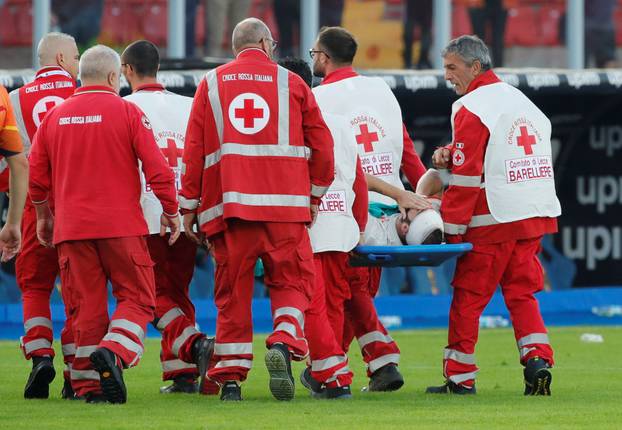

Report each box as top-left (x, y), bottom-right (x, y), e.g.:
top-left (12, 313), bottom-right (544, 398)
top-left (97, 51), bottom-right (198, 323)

top-left (2, 69), bottom-right (621, 287)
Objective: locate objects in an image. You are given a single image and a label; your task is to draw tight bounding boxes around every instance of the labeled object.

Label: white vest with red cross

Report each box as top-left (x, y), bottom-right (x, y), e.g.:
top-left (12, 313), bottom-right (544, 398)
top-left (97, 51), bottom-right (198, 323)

top-left (313, 75), bottom-right (405, 205)
top-left (124, 88), bottom-right (192, 234)
top-left (452, 82), bottom-right (561, 223)
top-left (308, 112), bottom-right (360, 253)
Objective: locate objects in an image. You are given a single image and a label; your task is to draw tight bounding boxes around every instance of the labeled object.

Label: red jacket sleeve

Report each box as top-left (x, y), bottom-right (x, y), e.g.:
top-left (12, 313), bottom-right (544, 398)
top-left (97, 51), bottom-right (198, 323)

top-left (440, 107), bottom-right (488, 242)
top-left (180, 79), bottom-right (208, 213)
top-left (352, 156), bottom-right (368, 232)
top-left (128, 103), bottom-right (178, 216)
top-left (296, 75), bottom-right (334, 204)
top-left (400, 124), bottom-right (426, 187)
top-left (28, 122), bottom-right (51, 204)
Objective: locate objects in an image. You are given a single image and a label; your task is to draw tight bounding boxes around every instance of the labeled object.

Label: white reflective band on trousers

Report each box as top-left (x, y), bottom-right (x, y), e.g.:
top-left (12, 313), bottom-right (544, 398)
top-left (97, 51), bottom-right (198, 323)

top-left (62, 343), bottom-right (76, 356)
top-left (357, 331), bottom-right (394, 349)
top-left (171, 326), bottom-right (200, 356)
top-left (274, 322), bottom-right (298, 338)
top-left (102, 332), bottom-right (144, 366)
top-left (24, 317), bottom-right (53, 332)
top-left (214, 359), bottom-right (253, 369)
top-left (161, 359), bottom-right (197, 372)
top-left (273, 306), bottom-right (305, 330)
top-left (109, 319), bottom-right (145, 341)
top-left (448, 371), bottom-right (477, 384)
top-left (444, 348), bottom-right (476, 365)
top-left (517, 333), bottom-right (550, 347)
top-left (367, 353), bottom-right (400, 374)
top-left (449, 174), bottom-right (483, 188)
top-left (23, 338), bottom-right (52, 354)
top-left (74, 345), bottom-right (98, 359)
top-left (71, 369), bottom-right (100, 381)
top-left (157, 307), bottom-right (185, 331)
top-left (311, 355), bottom-right (347, 372)
top-left (326, 365), bottom-right (352, 384)
top-left (214, 342), bottom-right (253, 356)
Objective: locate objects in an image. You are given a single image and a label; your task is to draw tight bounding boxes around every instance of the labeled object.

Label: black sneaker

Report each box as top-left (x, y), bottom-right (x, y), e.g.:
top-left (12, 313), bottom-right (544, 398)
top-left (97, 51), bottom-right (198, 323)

top-left (61, 378), bottom-right (79, 400)
top-left (159, 377), bottom-right (199, 394)
top-left (89, 348), bottom-right (127, 404)
top-left (326, 385), bottom-right (353, 400)
top-left (300, 367), bottom-right (325, 397)
top-left (425, 380), bottom-right (476, 395)
top-left (265, 343), bottom-right (295, 401)
top-left (191, 336), bottom-right (215, 394)
top-left (220, 381), bottom-right (242, 401)
top-left (24, 356), bottom-right (56, 399)
top-left (524, 357), bottom-right (552, 396)
top-left (367, 364), bottom-right (404, 392)
top-left (85, 393), bottom-right (108, 404)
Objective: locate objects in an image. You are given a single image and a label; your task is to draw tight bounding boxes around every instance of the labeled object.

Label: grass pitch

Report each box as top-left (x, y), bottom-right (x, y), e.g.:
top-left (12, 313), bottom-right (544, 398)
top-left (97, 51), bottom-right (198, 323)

top-left (1, 326), bottom-right (621, 430)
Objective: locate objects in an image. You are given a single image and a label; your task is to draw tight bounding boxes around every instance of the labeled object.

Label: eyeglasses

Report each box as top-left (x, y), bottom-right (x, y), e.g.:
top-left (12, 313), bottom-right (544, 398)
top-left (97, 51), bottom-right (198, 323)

top-left (309, 49), bottom-right (330, 59)
top-left (260, 38), bottom-right (278, 49)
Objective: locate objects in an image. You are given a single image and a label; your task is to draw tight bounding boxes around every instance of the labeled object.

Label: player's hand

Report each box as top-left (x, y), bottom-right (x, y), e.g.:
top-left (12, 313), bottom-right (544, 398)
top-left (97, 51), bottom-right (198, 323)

top-left (309, 204), bottom-right (319, 227)
top-left (395, 190), bottom-right (432, 217)
top-left (160, 213), bottom-right (181, 245)
top-left (0, 223), bottom-right (22, 261)
top-left (183, 212), bottom-right (204, 245)
top-left (36, 216), bottom-right (55, 249)
top-left (432, 147), bottom-right (451, 169)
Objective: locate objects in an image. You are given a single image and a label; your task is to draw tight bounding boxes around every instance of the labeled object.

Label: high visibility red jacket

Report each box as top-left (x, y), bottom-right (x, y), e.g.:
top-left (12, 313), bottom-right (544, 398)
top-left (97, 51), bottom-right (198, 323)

top-left (441, 70), bottom-right (557, 245)
top-left (180, 48), bottom-right (335, 237)
top-left (28, 85), bottom-right (178, 244)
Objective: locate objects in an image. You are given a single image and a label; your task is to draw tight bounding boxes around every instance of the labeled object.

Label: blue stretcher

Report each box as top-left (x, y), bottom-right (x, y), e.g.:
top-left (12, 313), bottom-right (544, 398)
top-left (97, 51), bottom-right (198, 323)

top-left (349, 243), bottom-right (473, 267)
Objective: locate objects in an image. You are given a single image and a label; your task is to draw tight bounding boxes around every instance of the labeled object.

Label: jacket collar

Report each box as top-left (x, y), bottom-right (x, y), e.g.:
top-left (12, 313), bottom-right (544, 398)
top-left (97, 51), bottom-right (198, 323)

top-left (321, 66), bottom-right (358, 85)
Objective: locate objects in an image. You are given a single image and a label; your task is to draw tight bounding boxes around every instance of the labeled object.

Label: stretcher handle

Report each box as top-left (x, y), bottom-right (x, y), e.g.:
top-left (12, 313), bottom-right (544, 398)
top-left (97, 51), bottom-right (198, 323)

top-left (367, 253), bottom-right (394, 262)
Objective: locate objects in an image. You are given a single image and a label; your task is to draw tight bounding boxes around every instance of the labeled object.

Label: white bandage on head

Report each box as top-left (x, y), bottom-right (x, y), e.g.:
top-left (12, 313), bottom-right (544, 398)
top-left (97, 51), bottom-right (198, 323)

top-left (405, 209), bottom-right (444, 245)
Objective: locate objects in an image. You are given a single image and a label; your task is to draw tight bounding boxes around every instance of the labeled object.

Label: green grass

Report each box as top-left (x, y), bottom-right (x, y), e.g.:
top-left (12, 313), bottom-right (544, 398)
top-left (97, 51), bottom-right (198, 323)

top-left (1, 326), bottom-right (621, 429)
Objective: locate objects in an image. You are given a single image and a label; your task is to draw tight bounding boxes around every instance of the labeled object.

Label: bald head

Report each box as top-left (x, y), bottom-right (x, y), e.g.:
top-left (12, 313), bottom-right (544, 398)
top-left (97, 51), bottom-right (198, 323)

top-left (37, 32), bottom-right (79, 79)
top-left (232, 18), bottom-right (273, 55)
top-left (79, 45), bottom-right (122, 93)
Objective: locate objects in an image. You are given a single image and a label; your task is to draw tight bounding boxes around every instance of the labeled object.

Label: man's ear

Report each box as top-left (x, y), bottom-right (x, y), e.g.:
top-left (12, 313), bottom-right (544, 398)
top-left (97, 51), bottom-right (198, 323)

top-left (108, 71), bottom-right (116, 86)
top-left (56, 52), bottom-right (64, 67)
top-left (472, 59), bottom-right (482, 75)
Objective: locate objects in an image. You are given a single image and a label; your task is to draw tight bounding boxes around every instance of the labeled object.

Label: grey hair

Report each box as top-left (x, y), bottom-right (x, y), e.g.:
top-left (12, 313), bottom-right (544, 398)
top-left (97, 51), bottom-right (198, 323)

top-left (79, 45), bottom-right (121, 81)
top-left (232, 17), bottom-right (271, 51)
top-left (442, 35), bottom-right (492, 70)
top-left (37, 32), bottom-right (75, 64)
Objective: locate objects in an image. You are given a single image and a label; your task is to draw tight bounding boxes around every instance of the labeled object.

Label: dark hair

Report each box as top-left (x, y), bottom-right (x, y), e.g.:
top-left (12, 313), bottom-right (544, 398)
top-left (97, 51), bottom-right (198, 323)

top-left (278, 57), bottom-right (312, 88)
top-left (121, 40), bottom-right (160, 78)
top-left (421, 229), bottom-right (444, 245)
top-left (317, 26), bottom-right (357, 65)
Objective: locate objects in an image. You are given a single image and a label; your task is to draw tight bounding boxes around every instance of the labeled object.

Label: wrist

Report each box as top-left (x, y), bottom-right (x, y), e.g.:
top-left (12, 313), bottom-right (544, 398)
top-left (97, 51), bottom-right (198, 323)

top-left (310, 196), bottom-right (321, 206)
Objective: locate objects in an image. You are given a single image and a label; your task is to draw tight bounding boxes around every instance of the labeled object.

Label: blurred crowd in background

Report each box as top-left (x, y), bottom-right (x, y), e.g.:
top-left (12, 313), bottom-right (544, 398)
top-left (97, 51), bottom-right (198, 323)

top-left (0, 0), bottom-right (620, 69)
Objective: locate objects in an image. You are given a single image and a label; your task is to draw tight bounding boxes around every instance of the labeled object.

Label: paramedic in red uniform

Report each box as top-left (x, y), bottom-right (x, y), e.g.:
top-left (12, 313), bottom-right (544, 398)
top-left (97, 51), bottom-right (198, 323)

top-left (29, 45), bottom-right (180, 404)
top-left (9, 32), bottom-right (79, 399)
top-left (121, 40), bottom-right (215, 396)
top-left (427, 35), bottom-right (560, 396)
top-left (311, 26), bottom-right (429, 391)
top-left (180, 18), bottom-right (334, 402)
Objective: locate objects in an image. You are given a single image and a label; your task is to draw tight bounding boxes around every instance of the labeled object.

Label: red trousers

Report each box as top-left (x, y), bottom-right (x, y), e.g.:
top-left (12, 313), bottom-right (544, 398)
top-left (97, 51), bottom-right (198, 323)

top-left (342, 266), bottom-right (401, 376)
top-left (16, 200), bottom-right (74, 380)
top-left (147, 234), bottom-right (203, 381)
top-left (305, 253), bottom-right (352, 388)
top-left (444, 236), bottom-right (554, 387)
top-left (208, 220), bottom-right (314, 384)
top-left (57, 236), bottom-right (156, 397)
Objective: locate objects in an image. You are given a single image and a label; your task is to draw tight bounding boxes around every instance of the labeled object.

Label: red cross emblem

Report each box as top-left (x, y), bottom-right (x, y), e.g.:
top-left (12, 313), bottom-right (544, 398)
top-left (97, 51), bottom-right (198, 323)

top-left (516, 126), bottom-right (536, 155)
top-left (355, 124), bottom-right (379, 153)
top-left (235, 98), bottom-right (264, 128)
top-left (161, 138), bottom-right (183, 167)
top-left (37, 101), bottom-right (57, 124)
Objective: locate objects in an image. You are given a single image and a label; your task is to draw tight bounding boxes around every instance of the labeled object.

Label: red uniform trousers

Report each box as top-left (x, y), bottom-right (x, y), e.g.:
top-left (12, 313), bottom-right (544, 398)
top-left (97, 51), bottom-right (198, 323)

top-left (208, 220), bottom-right (314, 384)
top-left (16, 200), bottom-right (75, 381)
top-left (444, 236), bottom-right (554, 387)
top-left (342, 266), bottom-right (401, 376)
top-left (147, 234), bottom-right (203, 381)
top-left (305, 253), bottom-right (353, 388)
top-left (57, 236), bottom-right (156, 397)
